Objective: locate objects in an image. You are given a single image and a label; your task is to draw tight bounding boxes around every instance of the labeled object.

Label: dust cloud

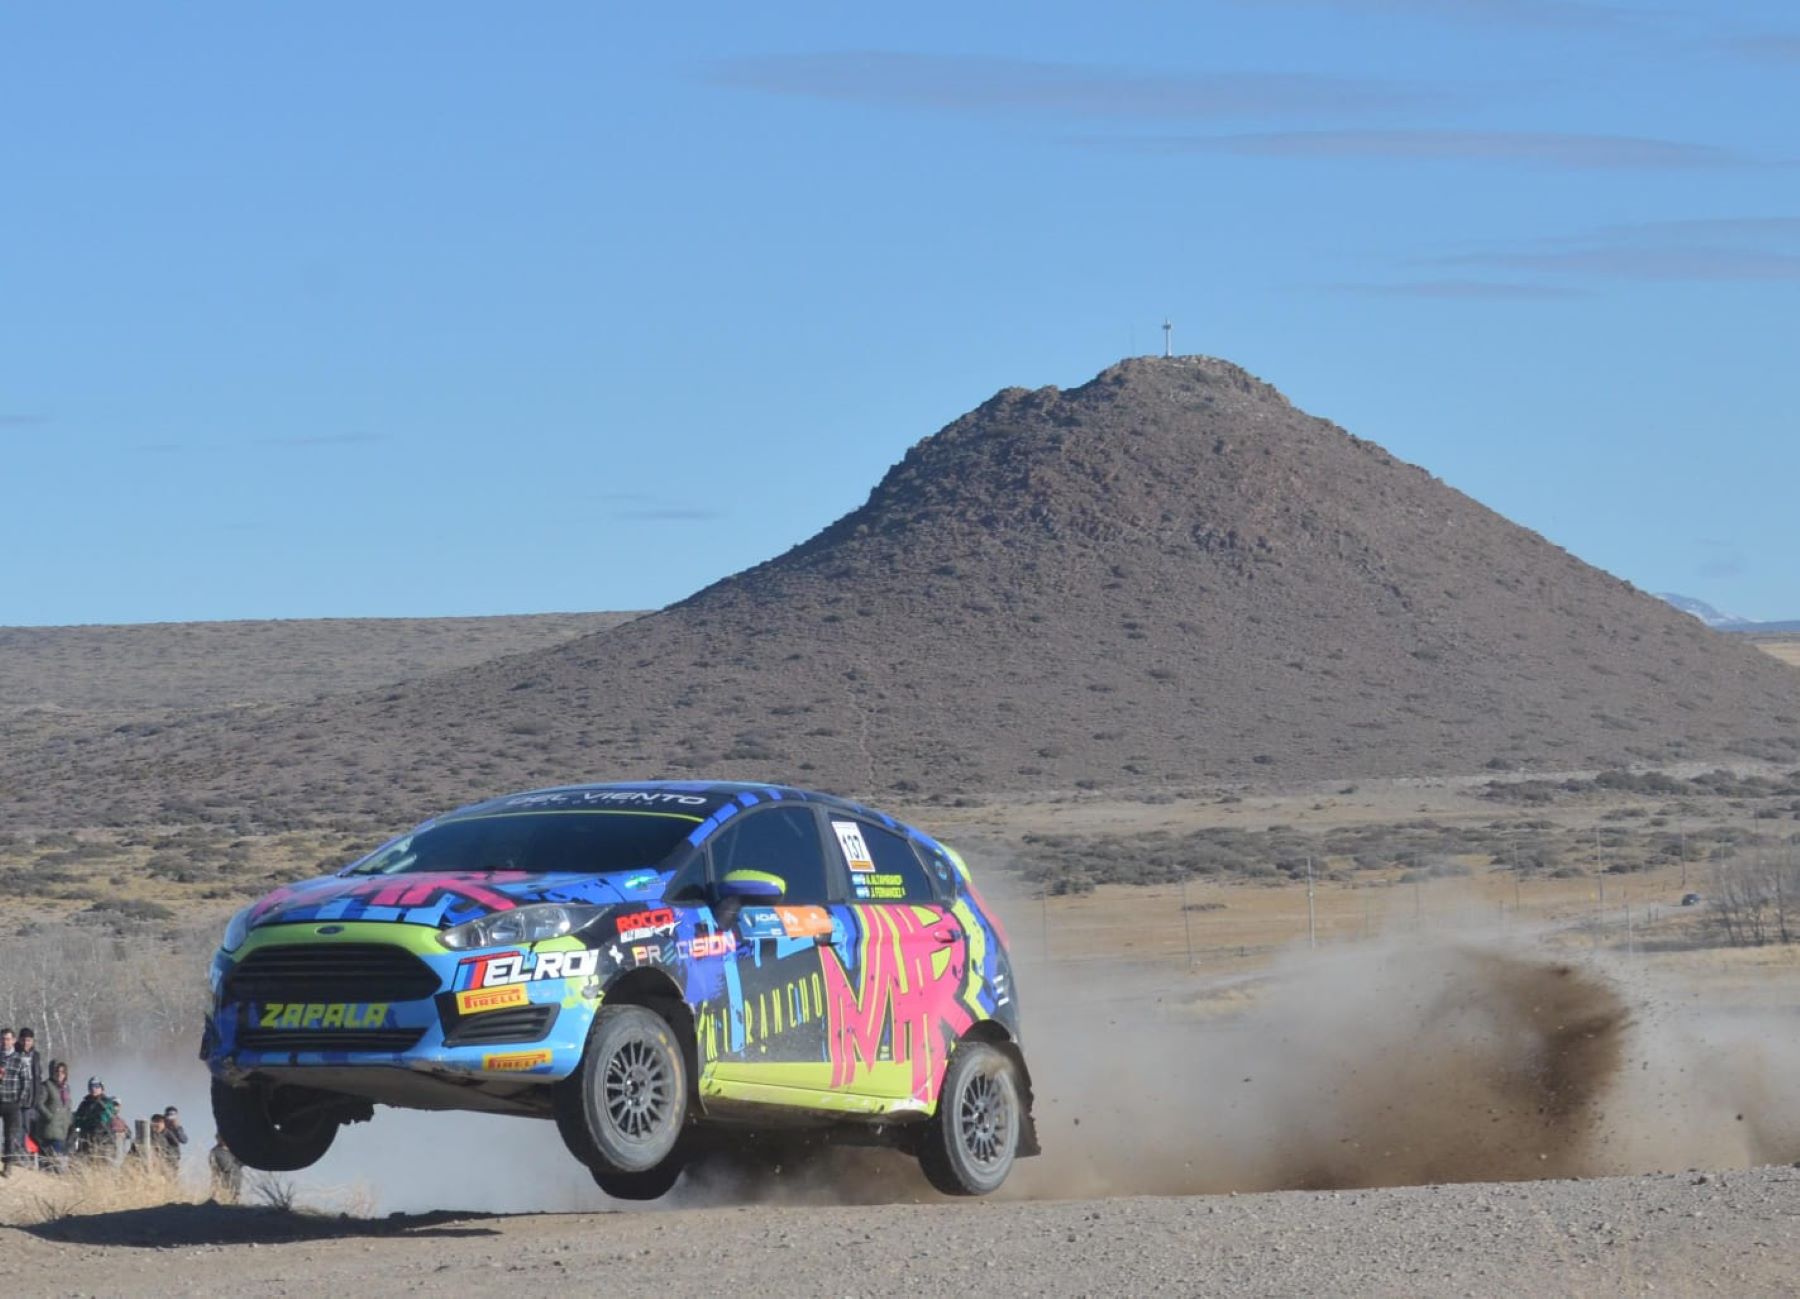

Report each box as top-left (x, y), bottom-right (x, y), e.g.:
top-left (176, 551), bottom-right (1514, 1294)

top-left (71, 937), bottom-right (1800, 1216)
top-left (1009, 938), bottom-right (1800, 1199)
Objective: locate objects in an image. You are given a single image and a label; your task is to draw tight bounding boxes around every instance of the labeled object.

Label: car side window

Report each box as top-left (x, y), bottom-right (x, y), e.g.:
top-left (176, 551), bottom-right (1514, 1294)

top-left (912, 840), bottom-right (958, 896)
top-left (662, 846), bottom-right (709, 904)
top-left (834, 819), bottom-right (939, 904)
top-left (709, 806), bottom-right (833, 904)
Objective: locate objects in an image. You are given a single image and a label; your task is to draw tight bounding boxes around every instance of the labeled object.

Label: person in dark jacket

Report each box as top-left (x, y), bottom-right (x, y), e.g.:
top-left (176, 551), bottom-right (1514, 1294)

top-left (162, 1105), bottom-right (188, 1149)
top-left (70, 1078), bottom-right (122, 1164)
top-left (147, 1113), bottom-right (182, 1175)
top-left (13, 1030), bottom-right (44, 1156)
top-left (30, 1060), bottom-right (73, 1172)
top-left (208, 1134), bottom-right (243, 1202)
top-left (0, 1028), bottom-right (30, 1174)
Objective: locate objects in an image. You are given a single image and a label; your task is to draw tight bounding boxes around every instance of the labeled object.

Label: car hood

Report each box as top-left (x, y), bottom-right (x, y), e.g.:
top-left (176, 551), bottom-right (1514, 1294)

top-left (242, 868), bottom-right (671, 932)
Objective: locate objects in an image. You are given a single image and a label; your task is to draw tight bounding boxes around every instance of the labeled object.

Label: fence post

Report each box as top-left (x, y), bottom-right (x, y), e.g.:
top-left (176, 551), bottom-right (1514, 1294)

top-left (1306, 855), bottom-right (1317, 949)
top-left (1180, 876), bottom-right (1194, 968)
top-left (1039, 886), bottom-right (1050, 962)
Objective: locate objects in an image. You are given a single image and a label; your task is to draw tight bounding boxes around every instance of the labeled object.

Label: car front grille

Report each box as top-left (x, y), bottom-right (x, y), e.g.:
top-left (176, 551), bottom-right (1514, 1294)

top-left (442, 1003), bottom-right (559, 1047)
top-left (223, 942), bottom-right (441, 1004)
top-left (238, 1027), bottom-right (427, 1053)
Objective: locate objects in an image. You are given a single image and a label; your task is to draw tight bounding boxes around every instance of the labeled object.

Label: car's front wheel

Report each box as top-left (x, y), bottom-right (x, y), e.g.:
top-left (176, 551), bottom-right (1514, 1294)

top-left (918, 1041), bottom-right (1022, 1196)
top-left (555, 1004), bottom-right (689, 1198)
top-left (211, 1078), bottom-right (340, 1172)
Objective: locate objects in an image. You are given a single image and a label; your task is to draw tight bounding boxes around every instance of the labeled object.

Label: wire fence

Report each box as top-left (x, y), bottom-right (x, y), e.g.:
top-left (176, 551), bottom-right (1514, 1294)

top-left (1001, 865), bottom-right (1733, 974)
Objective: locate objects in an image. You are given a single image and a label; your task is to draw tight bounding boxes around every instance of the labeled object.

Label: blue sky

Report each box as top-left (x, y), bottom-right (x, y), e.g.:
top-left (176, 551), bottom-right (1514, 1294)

top-left (3, 0), bottom-right (1797, 626)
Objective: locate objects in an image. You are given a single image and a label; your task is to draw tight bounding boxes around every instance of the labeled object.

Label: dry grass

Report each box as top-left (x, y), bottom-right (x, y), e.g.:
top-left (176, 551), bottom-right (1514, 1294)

top-left (1750, 634), bottom-right (1800, 668)
top-left (0, 1160), bottom-right (383, 1229)
top-left (0, 1158), bottom-right (205, 1227)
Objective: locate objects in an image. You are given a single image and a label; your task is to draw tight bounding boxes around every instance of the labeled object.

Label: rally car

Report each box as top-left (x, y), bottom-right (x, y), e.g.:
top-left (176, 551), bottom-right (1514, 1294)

top-left (204, 782), bottom-right (1035, 1198)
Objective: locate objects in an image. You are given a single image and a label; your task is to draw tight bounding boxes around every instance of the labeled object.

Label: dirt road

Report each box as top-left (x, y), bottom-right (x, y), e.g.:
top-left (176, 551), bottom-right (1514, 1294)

top-left (4, 1166), bottom-right (1796, 1297)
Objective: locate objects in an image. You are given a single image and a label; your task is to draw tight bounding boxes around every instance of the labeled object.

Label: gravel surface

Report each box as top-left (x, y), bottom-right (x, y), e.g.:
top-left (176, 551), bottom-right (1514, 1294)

top-left (5, 1166), bottom-right (1796, 1297)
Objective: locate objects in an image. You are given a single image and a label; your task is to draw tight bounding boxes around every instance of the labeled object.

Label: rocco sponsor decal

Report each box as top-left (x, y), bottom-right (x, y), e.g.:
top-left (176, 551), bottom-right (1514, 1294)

top-left (832, 820), bottom-right (875, 873)
top-left (455, 984), bottom-right (530, 1016)
top-left (457, 948), bottom-right (602, 991)
top-left (616, 907), bottom-right (677, 943)
top-left (483, 1049), bottom-right (553, 1072)
top-left (257, 1002), bottom-right (390, 1030)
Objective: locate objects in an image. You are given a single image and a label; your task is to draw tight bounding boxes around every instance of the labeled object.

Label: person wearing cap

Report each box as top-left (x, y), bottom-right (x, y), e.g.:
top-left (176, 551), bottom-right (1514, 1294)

top-left (31, 1061), bottom-right (74, 1172)
top-left (70, 1077), bottom-right (122, 1164)
top-left (0, 1028), bottom-right (30, 1174)
top-left (147, 1113), bottom-right (182, 1175)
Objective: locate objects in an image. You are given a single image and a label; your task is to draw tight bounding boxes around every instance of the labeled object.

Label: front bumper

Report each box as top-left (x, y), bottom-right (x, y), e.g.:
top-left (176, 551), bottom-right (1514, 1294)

top-left (204, 921), bottom-right (613, 1087)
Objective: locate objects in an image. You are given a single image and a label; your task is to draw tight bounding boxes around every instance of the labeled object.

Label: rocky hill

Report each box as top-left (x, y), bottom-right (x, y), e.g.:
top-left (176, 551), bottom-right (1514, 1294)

top-left (7, 357), bottom-right (1795, 830)
top-left (0, 612), bottom-right (636, 721)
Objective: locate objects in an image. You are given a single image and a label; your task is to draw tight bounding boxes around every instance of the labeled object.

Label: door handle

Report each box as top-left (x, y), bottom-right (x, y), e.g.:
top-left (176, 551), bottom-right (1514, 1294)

top-left (930, 927), bottom-right (959, 945)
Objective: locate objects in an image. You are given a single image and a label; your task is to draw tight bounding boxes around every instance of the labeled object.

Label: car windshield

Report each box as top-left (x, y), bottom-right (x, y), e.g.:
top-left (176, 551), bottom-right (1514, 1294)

top-left (343, 811), bottom-right (694, 876)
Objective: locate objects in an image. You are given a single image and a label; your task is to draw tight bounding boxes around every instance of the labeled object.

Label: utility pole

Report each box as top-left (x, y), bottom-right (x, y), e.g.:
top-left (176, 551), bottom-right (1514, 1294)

top-left (1163, 318), bottom-right (1173, 358)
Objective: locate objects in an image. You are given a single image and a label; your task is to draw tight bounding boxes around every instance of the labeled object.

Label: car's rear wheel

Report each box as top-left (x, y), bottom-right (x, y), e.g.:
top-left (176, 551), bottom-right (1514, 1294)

top-left (918, 1041), bottom-right (1021, 1196)
top-left (555, 1004), bottom-right (688, 1197)
top-left (211, 1078), bottom-right (339, 1172)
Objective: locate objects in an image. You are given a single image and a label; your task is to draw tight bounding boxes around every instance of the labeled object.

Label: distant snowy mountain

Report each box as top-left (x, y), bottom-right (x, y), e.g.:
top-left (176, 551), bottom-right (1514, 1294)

top-left (1655, 593), bottom-right (1800, 634)
top-left (1654, 593), bottom-right (1752, 629)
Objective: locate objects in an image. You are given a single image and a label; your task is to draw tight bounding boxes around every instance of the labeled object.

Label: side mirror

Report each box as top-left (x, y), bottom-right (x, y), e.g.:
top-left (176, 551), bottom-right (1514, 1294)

top-left (718, 869), bottom-right (786, 902)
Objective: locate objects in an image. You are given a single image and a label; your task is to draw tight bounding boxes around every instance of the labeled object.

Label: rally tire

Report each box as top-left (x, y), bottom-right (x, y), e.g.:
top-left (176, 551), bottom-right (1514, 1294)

top-left (590, 1153), bottom-right (687, 1201)
top-left (211, 1078), bottom-right (338, 1172)
top-left (556, 1004), bottom-right (688, 1178)
top-left (918, 1041), bottom-right (1021, 1197)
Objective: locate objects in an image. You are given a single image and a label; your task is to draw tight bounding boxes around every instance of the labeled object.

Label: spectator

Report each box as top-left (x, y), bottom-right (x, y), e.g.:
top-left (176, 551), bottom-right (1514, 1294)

top-left (70, 1078), bottom-right (122, 1164)
top-left (163, 1105), bottom-right (188, 1149)
top-left (31, 1061), bottom-right (73, 1172)
top-left (208, 1134), bottom-right (243, 1203)
top-left (147, 1113), bottom-right (181, 1175)
top-left (13, 1030), bottom-right (43, 1154)
top-left (0, 1028), bottom-right (29, 1174)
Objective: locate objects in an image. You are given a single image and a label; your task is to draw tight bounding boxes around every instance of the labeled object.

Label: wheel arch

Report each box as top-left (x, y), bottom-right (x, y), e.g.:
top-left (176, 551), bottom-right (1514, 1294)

top-left (956, 1020), bottom-right (1039, 1157)
top-left (601, 967), bottom-right (703, 1115)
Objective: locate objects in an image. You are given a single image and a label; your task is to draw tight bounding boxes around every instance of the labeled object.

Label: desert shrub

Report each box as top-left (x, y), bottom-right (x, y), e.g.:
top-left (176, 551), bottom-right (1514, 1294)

top-left (77, 899), bottom-right (176, 935)
top-left (0, 862), bottom-right (77, 897)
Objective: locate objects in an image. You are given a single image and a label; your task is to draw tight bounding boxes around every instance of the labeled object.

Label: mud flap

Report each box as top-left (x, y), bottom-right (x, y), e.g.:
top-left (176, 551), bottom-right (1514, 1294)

top-left (1018, 1108), bottom-right (1042, 1158)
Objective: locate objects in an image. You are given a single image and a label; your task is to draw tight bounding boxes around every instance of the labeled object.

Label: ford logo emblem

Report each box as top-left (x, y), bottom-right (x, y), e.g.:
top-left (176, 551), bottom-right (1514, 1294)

top-left (316, 924), bottom-right (344, 935)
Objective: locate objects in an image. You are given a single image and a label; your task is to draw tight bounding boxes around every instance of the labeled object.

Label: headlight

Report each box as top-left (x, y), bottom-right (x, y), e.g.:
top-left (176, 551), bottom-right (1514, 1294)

top-left (438, 903), bottom-right (607, 951)
top-left (221, 906), bottom-right (253, 953)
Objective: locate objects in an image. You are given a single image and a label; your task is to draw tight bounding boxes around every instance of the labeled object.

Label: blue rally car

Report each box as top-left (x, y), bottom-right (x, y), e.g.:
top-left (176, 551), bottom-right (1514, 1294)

top-left (205, 782), bottom-right (1036, 1198)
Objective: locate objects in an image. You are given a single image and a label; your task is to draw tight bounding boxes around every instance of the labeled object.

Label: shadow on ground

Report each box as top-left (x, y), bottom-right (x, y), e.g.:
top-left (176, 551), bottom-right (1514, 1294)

top-left (21, 1202), bottom-right (503, 1247)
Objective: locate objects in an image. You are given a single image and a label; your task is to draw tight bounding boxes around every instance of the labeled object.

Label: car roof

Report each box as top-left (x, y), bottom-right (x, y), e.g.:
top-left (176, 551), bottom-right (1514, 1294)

top-left (435, 780), bottom-right (918, 837)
